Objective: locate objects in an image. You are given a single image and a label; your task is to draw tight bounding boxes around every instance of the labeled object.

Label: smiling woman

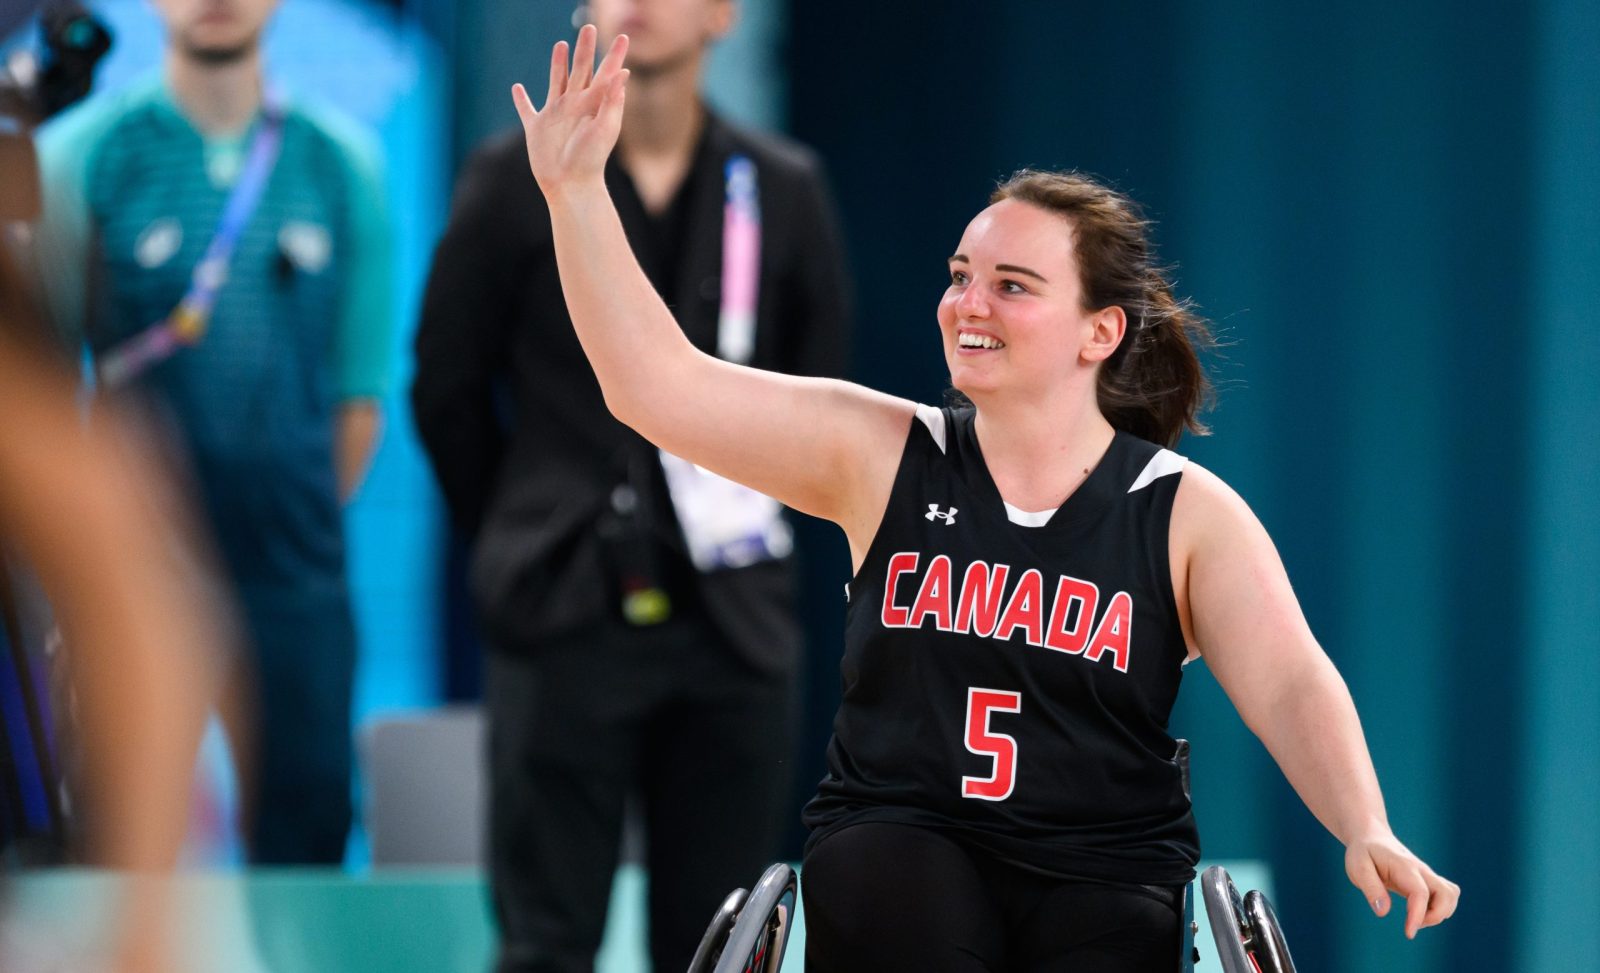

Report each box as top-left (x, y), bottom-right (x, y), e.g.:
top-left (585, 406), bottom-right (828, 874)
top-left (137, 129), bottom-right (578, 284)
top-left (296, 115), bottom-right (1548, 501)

top-left (512, 26), bottom-right (1458, 972)
top-left (944, 170), bottom-right (1214, 449)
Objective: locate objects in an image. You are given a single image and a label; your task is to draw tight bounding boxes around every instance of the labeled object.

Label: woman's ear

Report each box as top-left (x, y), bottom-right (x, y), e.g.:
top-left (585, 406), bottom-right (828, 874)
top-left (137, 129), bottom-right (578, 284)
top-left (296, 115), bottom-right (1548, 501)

top-left (1080, 306), bottom-right (1127, 364)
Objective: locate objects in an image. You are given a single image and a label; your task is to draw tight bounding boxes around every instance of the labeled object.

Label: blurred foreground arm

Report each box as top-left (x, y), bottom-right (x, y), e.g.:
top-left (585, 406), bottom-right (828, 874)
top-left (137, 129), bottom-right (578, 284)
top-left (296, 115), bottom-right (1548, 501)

top-left (0, 327), bottom-right (219, 971)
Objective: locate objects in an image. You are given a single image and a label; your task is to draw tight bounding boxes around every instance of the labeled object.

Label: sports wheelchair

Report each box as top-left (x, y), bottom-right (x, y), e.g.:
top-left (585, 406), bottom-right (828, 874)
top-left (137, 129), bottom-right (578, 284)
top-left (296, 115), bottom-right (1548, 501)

top-left (687, 860), bottom-right (1295, 973)
top-left (686, 862), bottom-right (799, 973)
top-left (1196, 864), bottom-right (1298, 973)
top-left (691, 739), bottom-right (1297, 973)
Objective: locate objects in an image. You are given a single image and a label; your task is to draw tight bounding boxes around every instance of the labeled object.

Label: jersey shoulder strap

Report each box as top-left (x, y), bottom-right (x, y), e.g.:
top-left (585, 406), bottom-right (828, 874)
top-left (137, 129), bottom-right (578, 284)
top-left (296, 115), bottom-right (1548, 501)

top-left (1121, 437), bottom-right (1187, 495)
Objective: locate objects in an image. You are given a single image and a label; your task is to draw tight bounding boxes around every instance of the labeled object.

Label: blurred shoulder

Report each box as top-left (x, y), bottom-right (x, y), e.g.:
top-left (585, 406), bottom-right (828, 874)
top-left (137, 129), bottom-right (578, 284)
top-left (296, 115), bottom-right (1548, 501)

top-left (464, 126), bottom-right (536, 176)
top-left (449, 126), bottom-right (543, 202)
top-left (35, 75), bottom-right (163, 176)
top-left (288, 95), bottom-right (384, 182)
top-left (712, 114), bottom-right (829, 184)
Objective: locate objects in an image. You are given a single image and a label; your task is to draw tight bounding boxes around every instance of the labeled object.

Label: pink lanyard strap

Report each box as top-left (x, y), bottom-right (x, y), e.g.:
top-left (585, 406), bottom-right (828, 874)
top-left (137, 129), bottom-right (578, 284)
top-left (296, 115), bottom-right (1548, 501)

top-left (716, 155), bottom-right (760, 364)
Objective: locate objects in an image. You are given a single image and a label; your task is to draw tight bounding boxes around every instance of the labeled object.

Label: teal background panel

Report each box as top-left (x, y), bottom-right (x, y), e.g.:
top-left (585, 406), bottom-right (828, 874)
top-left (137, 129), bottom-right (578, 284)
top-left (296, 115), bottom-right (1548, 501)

top-left (1520, 0), bottom-right (1600, 967)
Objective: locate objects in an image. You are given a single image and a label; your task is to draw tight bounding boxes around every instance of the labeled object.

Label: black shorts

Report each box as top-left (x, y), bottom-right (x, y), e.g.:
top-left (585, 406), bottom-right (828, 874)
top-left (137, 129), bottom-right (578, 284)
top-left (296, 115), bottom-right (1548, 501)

top-left (801, 821), bottom-right (1182, 972)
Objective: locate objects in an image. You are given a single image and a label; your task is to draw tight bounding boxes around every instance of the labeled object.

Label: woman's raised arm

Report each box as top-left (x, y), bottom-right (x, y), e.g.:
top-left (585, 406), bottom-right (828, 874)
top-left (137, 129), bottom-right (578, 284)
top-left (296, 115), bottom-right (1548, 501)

top-left (510, 28), bottom-right (910, 550)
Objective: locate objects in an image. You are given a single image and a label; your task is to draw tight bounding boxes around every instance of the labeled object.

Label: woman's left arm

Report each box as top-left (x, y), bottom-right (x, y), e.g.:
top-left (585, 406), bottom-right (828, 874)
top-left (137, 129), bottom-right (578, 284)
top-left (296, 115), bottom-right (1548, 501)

top-left (1171, 462), bottom-right (1460, 939)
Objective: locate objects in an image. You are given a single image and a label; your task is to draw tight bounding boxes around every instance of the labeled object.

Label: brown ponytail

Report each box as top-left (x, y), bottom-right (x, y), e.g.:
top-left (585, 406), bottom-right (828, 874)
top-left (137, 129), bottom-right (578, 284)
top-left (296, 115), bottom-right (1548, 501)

top-left (990, 169), bottom-right (1212, 448)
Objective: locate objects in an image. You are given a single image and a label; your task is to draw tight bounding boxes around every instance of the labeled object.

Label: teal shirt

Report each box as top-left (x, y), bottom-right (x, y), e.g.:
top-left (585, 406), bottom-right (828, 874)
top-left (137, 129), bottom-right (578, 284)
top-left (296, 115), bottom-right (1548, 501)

top-left (31, 75), bottom-right (393, 593)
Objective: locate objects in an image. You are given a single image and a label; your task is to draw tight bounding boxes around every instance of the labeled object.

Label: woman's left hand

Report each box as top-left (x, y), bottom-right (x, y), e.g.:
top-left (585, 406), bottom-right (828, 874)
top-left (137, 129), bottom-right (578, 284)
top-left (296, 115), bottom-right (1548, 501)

top-left (1344, 830), bottom-right (1460, 938)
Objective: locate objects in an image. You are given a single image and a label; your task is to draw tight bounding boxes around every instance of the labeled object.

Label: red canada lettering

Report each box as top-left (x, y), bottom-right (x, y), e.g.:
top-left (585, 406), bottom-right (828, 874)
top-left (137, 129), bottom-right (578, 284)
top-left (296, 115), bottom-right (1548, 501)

top-left (881, 554), bottom-right (1137, 674)
top-left (881, 552), bottom-right (920, 627)
top-left (1083, 590), bottom-right (1133, 672)
top-left (907, 555), bottom-right (954, 631)
top-left (1044, 575), bottom-right (1099, 655)
top-left (954, 561), bottom-right (1010, 637)
top-left (993, 569), bottom-right (1045, 646)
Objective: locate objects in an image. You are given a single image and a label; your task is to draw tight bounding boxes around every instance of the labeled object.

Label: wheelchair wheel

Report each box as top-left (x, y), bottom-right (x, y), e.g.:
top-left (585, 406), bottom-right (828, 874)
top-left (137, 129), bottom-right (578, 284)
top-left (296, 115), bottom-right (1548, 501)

top-left (1201, 866), bottom-right (1255, 973)
top-left (1243, 890), bottom-right (1297, 973)
top-left (712, 863), bottom-right (799, 973)
top-left (688, 887), bottom-right (748, 973)
top-left (1200, 865), bottom-right (1298, 973)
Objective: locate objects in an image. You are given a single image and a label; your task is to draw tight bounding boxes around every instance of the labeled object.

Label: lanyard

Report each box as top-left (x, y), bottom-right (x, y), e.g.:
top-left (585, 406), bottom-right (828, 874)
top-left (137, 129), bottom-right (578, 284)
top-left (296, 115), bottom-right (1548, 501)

top-left (716, 155), bottom-right (760, 364)
top-left (655, 153), bottom-right (794, 577)
top-left (97, 94), bottom-right (287, 388)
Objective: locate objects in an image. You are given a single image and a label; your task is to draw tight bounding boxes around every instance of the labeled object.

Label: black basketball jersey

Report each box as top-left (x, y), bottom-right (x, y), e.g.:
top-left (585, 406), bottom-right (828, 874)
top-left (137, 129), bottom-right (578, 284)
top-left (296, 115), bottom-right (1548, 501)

top-left (802, 405), bottom-right (1201, 885)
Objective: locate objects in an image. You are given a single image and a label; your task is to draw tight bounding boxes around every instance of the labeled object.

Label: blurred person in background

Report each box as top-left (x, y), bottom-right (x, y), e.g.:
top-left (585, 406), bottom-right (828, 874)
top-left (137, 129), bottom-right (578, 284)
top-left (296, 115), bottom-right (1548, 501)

top-left (411, 1), bottom-right (851, 969)
top-left (0, 252), bottom-right (220, 971)
top-left (25, 0), bottom-right (394, 865)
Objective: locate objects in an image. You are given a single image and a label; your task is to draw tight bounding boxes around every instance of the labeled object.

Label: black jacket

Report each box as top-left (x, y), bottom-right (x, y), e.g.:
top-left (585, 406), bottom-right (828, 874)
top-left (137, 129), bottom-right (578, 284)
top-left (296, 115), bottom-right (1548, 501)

top-left (411, 112), bottom-right (851, 674)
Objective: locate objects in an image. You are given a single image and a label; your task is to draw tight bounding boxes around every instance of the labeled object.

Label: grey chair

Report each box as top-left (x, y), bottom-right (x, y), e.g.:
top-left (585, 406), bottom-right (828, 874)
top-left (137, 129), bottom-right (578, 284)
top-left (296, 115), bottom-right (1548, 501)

top-left (358, 706), bottom-right (485, 866)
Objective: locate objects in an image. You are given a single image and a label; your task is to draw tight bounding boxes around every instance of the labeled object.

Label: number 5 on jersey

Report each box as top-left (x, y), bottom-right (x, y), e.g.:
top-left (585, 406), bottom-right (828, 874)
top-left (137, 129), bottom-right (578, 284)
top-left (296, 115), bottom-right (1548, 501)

top-left (963, 687), bottom-right (1022, 801)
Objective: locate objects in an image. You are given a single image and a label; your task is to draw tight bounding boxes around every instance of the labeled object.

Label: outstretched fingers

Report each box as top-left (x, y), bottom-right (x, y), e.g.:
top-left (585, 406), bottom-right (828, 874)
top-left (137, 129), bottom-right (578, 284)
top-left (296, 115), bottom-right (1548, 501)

top-left (565, 32), bottom-right (630, 120)
top-left (531, 29), bottom-right (628, 123)
top-left (546, 39), bottom-right (569, 106)
top-left (569, 24), bottom-right (598, 91)
top-left (599, 68), bottom-right (630, 126)
top-left (511, 83), bottom-right (536, 126)
top-left (512, 33), bottom-right (575, 124)
top-left (510, 28), bottom-right (631, 189)
top-left (595, 32), bottom-right (631, 85)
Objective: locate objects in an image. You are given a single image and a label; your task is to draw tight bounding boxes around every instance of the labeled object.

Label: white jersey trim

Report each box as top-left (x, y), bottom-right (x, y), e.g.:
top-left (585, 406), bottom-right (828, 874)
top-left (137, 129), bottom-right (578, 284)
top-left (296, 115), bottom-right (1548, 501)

top-left (1128, 449), bottom-right (1186, 493)
top-left (1003, 500), bottom-right (1058, 527)
top-left (915, 403), bottom-right (948, 454)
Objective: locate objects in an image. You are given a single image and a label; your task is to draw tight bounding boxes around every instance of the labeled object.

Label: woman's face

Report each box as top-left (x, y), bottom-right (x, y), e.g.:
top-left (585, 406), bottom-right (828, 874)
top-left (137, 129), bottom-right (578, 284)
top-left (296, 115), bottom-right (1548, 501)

top-left (937, 198), bottom-right (1120, 402)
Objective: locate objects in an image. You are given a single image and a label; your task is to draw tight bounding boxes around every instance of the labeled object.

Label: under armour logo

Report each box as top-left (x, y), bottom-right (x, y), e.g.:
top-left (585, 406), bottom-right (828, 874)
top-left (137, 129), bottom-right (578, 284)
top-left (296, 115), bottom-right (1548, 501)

top-left (926, 504), bottom-right (958, 524)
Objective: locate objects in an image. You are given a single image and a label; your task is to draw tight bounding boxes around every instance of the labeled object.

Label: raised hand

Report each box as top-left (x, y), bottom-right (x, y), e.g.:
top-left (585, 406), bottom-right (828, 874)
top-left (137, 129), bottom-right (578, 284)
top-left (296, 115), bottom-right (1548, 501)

top-left (511, 25), bottom-right (630, 199)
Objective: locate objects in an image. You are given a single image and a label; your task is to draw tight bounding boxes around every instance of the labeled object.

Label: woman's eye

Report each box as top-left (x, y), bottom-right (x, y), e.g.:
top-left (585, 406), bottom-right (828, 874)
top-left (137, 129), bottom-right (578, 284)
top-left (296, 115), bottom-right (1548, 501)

top-left (949, 270), bottom-right (969, 285)
top-left (1000, 280), bottom-right (1026, 294)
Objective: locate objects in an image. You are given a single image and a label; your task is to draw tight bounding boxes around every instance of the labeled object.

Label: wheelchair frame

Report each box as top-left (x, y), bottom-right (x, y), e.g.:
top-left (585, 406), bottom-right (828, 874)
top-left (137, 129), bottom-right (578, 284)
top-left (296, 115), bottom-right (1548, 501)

top-left (686, 862), bottom-right (798, 973)
top-left (1201, 864), bottom-right (1299, 973)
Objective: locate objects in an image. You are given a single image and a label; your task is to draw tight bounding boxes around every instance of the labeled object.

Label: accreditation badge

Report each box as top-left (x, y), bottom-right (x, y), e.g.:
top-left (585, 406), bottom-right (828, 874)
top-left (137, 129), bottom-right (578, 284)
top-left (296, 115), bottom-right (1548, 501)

top-left (658, 451), bottom-right (793, 572)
